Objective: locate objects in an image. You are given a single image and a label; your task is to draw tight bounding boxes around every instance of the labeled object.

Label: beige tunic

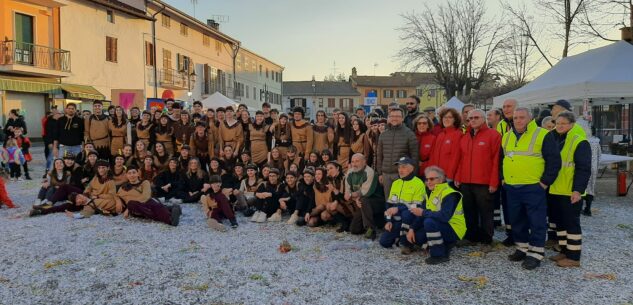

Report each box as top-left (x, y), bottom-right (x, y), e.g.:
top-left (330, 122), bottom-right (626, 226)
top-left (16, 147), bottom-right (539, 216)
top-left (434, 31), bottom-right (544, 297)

top-left (155, 126), bottom-right (174, 156)
top-left (312, 124), bottom-right (331, 152)
top-left (135, 122), bottom-right (153, 149)
top-left (190, 133), bottom-right (215, 159)
top-left (112, 166), bottom-right (128, 187)
top-left (108, 121), bottom-right (127, 156)
top-left (290, 120), bottom-right (313, 156)
top-left (249, 124), bottom-right (269, 164)
top-left (351, 133), bottom-right (366, 155)
top-left (219, 120), bottom-right (243, 152)
top-left (84, 115), bottom-right (110, 151)
top-left (336, 137), bottom-right (351, 171)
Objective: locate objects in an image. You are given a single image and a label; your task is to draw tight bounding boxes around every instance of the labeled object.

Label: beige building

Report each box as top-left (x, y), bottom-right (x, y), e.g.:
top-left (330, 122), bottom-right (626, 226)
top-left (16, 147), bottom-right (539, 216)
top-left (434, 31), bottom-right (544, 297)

top-left (283, 80), bottom-right (360, 120)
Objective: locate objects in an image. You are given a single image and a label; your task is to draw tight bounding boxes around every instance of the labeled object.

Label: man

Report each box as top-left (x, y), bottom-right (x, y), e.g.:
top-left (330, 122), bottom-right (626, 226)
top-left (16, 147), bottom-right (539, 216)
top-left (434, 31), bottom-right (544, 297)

top-left (289, 107), bottom-right (313, 157)
top-left (424, 106), bottom-right (442, 135)
top-left (376, 108), bottom-right (419, 199)
top-left (346, 153), bottom-right (384, 240)
top-left (404, 95), bottom-right (421, 130)
top-left (173, 111), bottom-right (194, 154)
top-left (403, 166), bottom-right (466, 265)
top-left (84, 101), bottom-right (110, 158)
top-left (487, 108), bottom-right (502, 131)
top-left (53, 103), bottom-right (84, 158)
top-left (355, 107), bottom-right (366, 121)
top-left (549, 99), bottom-right (572, 119)
top-left (548, 111), bottom-right (591, 268)
top-left (454, 109), bottom-right (501, 246)
top-left (501, 107), bottom-right (561, 270)
top-left (496, 98), bottom-right (518, 245)
top-left (165, 98), bottom-right (175, 115)
top-left (64, 190), bottom-right (117, 220)
top-left (295, 167), bottom-right (316, 226)
top-left (461, 104), bottom-right (475, 129)
top-left (192, 101), bottom-right (204, 118)
top-left (43, 109), bottom-right (61, 176)
top-left (379, 157), bottom-right (426, 249)
top-left (170, 102), bottom-right (182, 122)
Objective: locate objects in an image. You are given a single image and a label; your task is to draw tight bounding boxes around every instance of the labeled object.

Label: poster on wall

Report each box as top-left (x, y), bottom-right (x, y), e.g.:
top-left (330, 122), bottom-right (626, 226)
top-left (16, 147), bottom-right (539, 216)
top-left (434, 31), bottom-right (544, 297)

top-left (111, 89), bottom-right (145, 110)
top-left (146, 98), bottom-right (165, 112)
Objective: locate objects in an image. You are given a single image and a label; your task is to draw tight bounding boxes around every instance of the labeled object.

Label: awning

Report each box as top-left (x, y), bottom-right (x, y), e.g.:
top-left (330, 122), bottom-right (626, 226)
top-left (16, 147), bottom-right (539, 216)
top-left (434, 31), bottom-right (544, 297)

top-left (61, 84), bottom-right (105, 100)
top-left (0, 77), bottom-right (63, 95)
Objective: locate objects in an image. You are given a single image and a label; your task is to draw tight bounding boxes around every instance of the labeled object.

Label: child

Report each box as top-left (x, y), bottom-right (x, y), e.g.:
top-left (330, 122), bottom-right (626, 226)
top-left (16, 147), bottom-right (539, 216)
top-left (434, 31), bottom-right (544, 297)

top-left (0, 176), bottom-right (17, 208)
top-left (2, 138), bottom-right (25, 181)
top-left (13, 128), bottom-right (32, 180)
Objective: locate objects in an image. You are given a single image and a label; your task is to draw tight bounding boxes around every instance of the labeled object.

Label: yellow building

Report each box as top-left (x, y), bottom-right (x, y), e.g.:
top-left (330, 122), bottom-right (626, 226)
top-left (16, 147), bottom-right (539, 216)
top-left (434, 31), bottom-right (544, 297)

top-left (349, 67), bottom-right (446, 111)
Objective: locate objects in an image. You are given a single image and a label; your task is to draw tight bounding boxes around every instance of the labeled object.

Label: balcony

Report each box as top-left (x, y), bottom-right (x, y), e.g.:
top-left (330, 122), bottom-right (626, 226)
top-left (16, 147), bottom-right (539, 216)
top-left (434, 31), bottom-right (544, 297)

top-left (158, 68), bottom-right (190, 90)
top-left (0, 40), bottom-right (71, 77)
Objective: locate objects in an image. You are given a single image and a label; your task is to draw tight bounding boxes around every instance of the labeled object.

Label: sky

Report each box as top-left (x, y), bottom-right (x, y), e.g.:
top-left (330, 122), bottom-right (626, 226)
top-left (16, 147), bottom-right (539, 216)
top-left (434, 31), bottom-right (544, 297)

top-left (164, 0), bottom-right (626, 81)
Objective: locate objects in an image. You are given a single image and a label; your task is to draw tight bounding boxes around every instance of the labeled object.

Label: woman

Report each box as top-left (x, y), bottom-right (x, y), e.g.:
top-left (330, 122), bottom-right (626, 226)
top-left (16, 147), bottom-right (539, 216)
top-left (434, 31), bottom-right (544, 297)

top-left (220, 145), bottom-right (237, 173)
top-left (108, 106), bottom-right (128, 157)
top-left (201, 175), bottom-right (238, 231)
top-left (152, 142), bottom-right (171, 170)
top-left (222, 163), bottom-right (244, 205)
top-left (333, 112), bottom-right (353, 171)
top-left (152, 111), bottom-right (162, 125)
top-left (208, 157), bottom-right (224, 177)
top-left (182, 158), bottom-right (210, 203)
top-left (413, 115), bottom-right (436, 177)
top-left (80, 150), bottom-right (99, 187)
top-left (320, 149), bottom-right (333, 164)
top-left (35, 159), bottom-right (70, 205)
top-left (140, 154), bottom-right (157, 183)
top-left (189, 122), bottom-right (215, 171)
top-left (304, 150), bottom-right (321, 169)
top-left (324, 161), bottom-right (353, 232)
top-left (306, 167), bottom-right (331, 227)
top-left (235, 163), bottom-right (262, 213)
top-left (249, 111), bottom-right (270, 166)
top-left (134, 140), bottom-right (149, 169)
top-left (267, 147), bottom-right (285, 176)
top-left (75, 142), bottom-right (95, 166)
top-left (239, 110), bottom-right (252, 152)
top-left (218, 106), bottom-right (243, 156)
top-left (365, 118), bottom-right (381, 169)
top-left (260, 164), bottom-right (271, 182)
top-left (63, 154), bottom-right (84, 189)
top-left (428, 108), bottom-right (463, 181)
top-left (153, 158), bottom-right (184, 204)
top-left (136, 111), bottom-right (154, 149)
top-left (155, 114), bottom-right (175, 155)
top-left (312, 110), bottom-right (332, 152)
top-left (111, 154), bottom-right (128, 188)
top-left (350, 118), bottom-right (369, 161)
top-left (122, 144), bottom-right (135, 168)
top-left (271, 113), bottom-right (292, 157)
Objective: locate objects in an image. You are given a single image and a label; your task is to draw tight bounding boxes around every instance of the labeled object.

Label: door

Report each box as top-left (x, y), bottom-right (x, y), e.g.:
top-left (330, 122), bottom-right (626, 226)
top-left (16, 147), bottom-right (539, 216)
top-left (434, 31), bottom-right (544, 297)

top-left (14, 13), bottom-right (34, 65)
top-left (5, 92), bottom-right (45, 138)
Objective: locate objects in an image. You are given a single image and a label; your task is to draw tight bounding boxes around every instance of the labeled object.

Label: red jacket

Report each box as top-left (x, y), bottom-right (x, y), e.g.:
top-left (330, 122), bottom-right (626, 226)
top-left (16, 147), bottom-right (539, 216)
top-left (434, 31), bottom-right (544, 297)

top-left (415, 131), bottom-right (436, 176)
top-left (428, 126), bottom-right (462, 180)
top-left (454, 124), bottom-right (501, 188)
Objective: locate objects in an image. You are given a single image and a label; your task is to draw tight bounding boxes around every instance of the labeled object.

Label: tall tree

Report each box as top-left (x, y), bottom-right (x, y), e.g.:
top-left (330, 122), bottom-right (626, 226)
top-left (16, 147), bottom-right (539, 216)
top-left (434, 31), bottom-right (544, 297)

top-left (397, 0), bottom-right (505, 97)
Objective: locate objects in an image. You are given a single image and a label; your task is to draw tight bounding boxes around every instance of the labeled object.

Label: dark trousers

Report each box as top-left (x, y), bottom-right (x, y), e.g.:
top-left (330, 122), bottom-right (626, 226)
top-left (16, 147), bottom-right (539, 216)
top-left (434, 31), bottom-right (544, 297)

top-left (255, 197), bottom-right (280, 216)
top-left (40, 202), bottom-right (82, 215)
top-left (23, 162), bottom-right (30, 178)
top-left (153, 187), bottom-right (184, 200)
top-left (127, 199), bottom-right (173, 225)
top-left (350, 197), bottom-right (385, 234)
top-left (460, 184), bottom-right (493, 244)
top-left (9, 163), bottom-right (21, 178)
top-left (37, 187), bottom-right (57, 201)
top-left (505, 184), bottom-right (547, 261)
top-left (401, 217), bottom-right (458, 257)
top-left (546, 195), bottom-right (558, 241)
top-left (500, 187), bottom-right (512, 238)
top-left (492, 189), bottom-right (502, 227)
top-left (49, 185), bottom-right (83, 203)
top-left (182, 192), bottom-right (203, 203)
top-left (549, 194), bottom-right (583, 261)
top-left (209, 198), bottom-right (236, 222)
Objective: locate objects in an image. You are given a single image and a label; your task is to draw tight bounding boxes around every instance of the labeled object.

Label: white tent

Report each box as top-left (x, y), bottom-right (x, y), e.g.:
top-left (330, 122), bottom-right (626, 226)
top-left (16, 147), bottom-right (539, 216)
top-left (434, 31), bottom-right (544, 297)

top-left (443, 96), bottom-right (465, 112)
top-left (494, 41), bottom-right (633, 107)
top-left (200, 92), bottom-right (237, 109)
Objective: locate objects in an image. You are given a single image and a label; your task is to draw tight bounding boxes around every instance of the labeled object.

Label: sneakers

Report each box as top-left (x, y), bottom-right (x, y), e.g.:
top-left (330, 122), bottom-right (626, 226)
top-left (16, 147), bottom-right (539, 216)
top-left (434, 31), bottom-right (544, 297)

top-left (29, 209), bottom-right (43, 217)
top-left (401, 246), bottom-right (414, 255)
top-left (522, 256), bottom-right (541, 270)
top-left (170, 204), bottom-right (182, 227)
top-left (556, 258), bottom-right (580, 268)
top-left (286, 212), bottom-right (299, 225)
top-left (549, 253), bottom-right (567, 262)
top-left (158, 197), bottom-right (166, 203)
top-left (364, 228), bottom-right (376, 240)
top-left (250, 211), bottom-right (261, 222)
top-left (34, 199), bottom-right (42, 206)
top-left (425, 256), bottom-right (449, 265)
top-left (508, 250), bottom-right (527, 262)
top-left (17, 177), bottom-right (24, 181)
top-left (502, 237), bottom-right (515, 247)
top-left (230, 218), bottom-right (238, 229)
top-left (169, 198), bottom-right (183, 204)
top-left (207, 218), bottom-right (227, 232)
top-left (256, 211), bottom-right (267, 223)
top-left (268, 211), bottom-right (282, 222)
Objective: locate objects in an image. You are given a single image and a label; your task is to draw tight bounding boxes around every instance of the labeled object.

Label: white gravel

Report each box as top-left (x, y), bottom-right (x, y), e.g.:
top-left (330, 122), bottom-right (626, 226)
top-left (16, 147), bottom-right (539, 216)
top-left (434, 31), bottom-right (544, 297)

top-left (1, 146), bottom-right (632, 305)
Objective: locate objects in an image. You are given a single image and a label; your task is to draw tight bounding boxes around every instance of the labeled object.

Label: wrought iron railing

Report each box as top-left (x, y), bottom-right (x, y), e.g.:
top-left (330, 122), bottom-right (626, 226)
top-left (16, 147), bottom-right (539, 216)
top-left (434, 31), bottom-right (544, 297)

top-left (159, 68), bottom-right (188, 89)
top-left (0, 40), bottom-right (70, 72)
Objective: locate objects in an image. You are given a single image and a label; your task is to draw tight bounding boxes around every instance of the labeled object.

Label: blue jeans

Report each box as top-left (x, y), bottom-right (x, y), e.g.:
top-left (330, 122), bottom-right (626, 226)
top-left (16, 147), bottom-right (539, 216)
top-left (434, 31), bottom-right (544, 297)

top-left (45, 144), bottom-right (54, 170)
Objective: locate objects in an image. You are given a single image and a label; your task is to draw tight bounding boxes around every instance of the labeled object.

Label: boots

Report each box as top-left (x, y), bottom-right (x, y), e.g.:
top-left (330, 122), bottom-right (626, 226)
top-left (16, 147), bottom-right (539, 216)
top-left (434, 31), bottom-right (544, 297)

top-left (556, 258), bottom-right (580, 268)
top-left (583, 195), bottom-right (593, 216)
top-left (24, 164), bottom-right (31, 180)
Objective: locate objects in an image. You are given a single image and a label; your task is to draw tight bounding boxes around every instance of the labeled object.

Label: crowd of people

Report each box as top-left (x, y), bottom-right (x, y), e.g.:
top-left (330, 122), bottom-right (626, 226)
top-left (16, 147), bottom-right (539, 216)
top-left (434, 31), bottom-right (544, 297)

top-left (1, 95), bottom-right (594, 269)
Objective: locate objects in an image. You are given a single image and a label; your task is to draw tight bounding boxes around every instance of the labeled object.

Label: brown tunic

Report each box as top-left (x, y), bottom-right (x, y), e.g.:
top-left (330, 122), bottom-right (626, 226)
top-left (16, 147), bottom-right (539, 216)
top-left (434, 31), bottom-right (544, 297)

top-left (155, 125), bottom-right (174, 156)
top-left (311, 185), bottom-right (332, 216)
top-left (108, 120), bottom-right (127, 156)
top-left (219, 120), bottom-right (243, 152)
top-left (136, 121), bottom-right (153, 148)
top-left (116, 180), bottom-right (152, 203)
top-left (173, 121), bottom-right (194, 153)
top-left (112, 166), bottom-right (128, 187)
top-left (350, 133), bottom-right (366, 155)
top-left (84, 115), bottom-right (110, 151)
top-left (290, 120), bottom-right (313, 156)
top-left (249, 124), bottom-right (269, 164)
top-left (84, 177), bottom-right (117, 199)
top-left (336, 137), bottom-right (351, 171)
top-left (153, 153), bottom-right (171, 170)
top-left (190, 133), bottom-right (215, 159)
top-left (81, 177), bottom-right (117, 217)
top-left (312, 124), bottom-right (331, 152)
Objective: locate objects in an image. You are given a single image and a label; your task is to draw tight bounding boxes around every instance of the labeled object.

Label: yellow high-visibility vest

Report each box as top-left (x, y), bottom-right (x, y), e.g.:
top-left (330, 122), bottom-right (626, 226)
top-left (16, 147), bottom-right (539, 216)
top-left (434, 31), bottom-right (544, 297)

top-left (502, 120), bottom-right (549, 185)
top-left (549, 124), bottom-right (587, 196)
top-left (426, 183), bottom-right (466, 239)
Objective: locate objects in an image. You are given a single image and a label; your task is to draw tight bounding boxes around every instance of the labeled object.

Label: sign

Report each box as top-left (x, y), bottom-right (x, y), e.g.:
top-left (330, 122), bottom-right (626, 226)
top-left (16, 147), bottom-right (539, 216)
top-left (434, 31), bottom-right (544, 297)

top-left (364, 97), bottom-right (377, 106)
top-left (111, 89), bottom-right (145, 110)
top-left (146, 98), bottom-right (165, 111)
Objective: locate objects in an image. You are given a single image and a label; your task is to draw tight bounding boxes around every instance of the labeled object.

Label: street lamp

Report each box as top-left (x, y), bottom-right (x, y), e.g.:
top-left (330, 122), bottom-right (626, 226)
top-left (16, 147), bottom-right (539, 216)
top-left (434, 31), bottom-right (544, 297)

top-left (311, 75), bottom-right (316, 118)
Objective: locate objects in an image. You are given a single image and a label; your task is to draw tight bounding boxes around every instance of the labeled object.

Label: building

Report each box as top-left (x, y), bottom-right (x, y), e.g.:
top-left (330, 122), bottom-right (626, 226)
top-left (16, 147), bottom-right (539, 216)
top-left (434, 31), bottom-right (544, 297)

top-left (349, 67), bottom-right (446, 110)
top-left (283, 79), bottom-right (360, 121)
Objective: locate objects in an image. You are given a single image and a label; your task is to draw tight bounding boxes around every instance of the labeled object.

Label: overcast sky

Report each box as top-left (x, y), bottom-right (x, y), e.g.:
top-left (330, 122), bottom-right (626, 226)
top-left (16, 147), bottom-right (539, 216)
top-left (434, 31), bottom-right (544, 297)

top-left (164, 0), bottom-right (625, 81)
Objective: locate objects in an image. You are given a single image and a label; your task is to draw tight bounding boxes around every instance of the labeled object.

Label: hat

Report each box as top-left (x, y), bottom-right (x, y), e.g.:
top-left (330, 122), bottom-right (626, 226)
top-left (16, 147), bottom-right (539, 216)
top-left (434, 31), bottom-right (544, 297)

top-left (303, 167), bottom-right (315, 176)
top-left (423, 106), bottom-right (436, 112)
top-left (96, 159), bottom-right (109, 167)
top-left (269, 168), bottom-right (281, 175)
top-left (393, 156), bottom-right (415, 166)
top-left (245, 163), bottom-right (258, 171)
top-left (286, 170), bottom-right (298, 178)
top-left (87, 150), bottom-right (99, 157)
top-left (209, 175), bottom-right (222, 184)
top-left (550, 99), bottom-right (572, 111)
top-left (181, 145), bottom-right (190, 151)
top-left (63, 152), bottom-right (76, 160)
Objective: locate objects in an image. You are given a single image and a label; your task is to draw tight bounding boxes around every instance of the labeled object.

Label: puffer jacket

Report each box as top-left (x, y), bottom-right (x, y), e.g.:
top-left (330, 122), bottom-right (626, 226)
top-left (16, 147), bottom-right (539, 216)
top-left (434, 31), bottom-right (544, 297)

top-left (376, 123), bottom-right (419, 175)
top-left (428, 126), bottom-right (463, 180)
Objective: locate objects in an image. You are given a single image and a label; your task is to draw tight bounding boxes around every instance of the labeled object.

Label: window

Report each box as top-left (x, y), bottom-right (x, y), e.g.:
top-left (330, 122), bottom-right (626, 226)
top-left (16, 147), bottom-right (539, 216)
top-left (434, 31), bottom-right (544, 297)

top-left (383, 90), bottom-right (393, 98)
top-left (203, 35), bottom-right (210, 46)
top-left (176, 54), bottom-right (193, 73)
top-left (328, 98), bottom-right (335, 108)
top-left (397, 90), bottom-right (407, 98)
top-left (215, 41), bottom-right (222, 55)
top-left (14, 13), bottom-right (33, 64)
top-left (180, 23), bottom-right (188, 36)
top-left (318, 98), bottom-right (323, 108)
top-left (107, 10), bottom-right (114, 23)
top-left (259, 65), bottom-right (262, 76)
top-left (246, 85), bottom-right (249, 98)
top-left (106, 36), bottom-right (117, 62)
top-left (416, 89), bottom-right (424, 97)
top-left (266, 68), bottom-right (269, 78)
top-left (145, 41), bottom-right (155, 66)
top-left (340, 98), bottom-right (353, 112)
top-left (162, 49), bottom-right (172, 69)
top-left (162, 14), bottom-right (171, 28)
top-left (253, 87), bottom-right (257, 100)
top-left (428, 89), bottom-right (436, 97)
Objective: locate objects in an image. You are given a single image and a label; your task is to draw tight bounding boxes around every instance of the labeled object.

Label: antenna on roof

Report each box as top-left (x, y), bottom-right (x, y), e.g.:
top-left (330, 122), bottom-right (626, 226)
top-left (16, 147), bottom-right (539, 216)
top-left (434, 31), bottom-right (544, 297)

top-left (331, 60), bottom-right (338, 76)
top-left (209, 15), bottom-right (230, 23)
top-left (190, 0), bottom-right (198, 18)
top-left (373, 62), bottom-right (379, 76)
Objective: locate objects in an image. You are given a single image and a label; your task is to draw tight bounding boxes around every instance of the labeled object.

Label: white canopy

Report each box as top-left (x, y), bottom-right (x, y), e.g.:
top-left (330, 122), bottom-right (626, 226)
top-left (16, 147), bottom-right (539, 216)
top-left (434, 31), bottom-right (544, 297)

top-left (494, 41), bottom-right (633, 107)
top-left (443, 96), bottom-right (465, 112)
top-left (200, 92), bottom-right (238, 110)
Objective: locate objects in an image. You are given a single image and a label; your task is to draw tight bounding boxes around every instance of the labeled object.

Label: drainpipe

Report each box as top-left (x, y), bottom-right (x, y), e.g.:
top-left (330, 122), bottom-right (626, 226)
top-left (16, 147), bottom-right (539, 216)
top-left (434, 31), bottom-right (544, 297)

top-left (150, 1), bottom-right (166, 98)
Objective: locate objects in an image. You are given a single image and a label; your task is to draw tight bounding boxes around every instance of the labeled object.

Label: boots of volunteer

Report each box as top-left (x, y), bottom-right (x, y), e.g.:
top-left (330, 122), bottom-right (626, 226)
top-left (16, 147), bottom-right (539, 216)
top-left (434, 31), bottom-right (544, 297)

top-left (501, 107), bottom-right (561, 270)
top-left (548, 111), bottom-right (591, 268)
top-left (403, 166), bottom-right (465, 265)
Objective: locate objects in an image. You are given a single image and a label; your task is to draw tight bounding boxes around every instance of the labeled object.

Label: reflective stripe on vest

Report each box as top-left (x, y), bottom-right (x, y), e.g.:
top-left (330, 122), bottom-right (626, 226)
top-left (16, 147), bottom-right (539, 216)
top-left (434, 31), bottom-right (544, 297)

top-left (549, 124), bottom-right (587, 196)
top-left (502, 120), bottom-right (548, 185)
top-left (426, 183), bottom-right (466, 239)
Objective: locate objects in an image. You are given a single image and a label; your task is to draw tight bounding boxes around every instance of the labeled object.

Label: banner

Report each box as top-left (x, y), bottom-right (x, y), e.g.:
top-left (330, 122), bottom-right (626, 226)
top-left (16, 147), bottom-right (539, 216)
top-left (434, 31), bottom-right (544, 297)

top-left (146, 98), bottom-right (165, 112)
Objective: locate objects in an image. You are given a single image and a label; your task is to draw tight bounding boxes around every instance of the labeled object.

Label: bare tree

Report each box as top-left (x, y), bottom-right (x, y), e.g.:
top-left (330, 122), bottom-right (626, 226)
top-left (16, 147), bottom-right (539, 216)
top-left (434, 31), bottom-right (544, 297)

top-left (498, 4), bottom-right (543, 83)
top-left (397, 0), bottom-right (505, 97)
top-left (579, 0), bottom-right (632, 41)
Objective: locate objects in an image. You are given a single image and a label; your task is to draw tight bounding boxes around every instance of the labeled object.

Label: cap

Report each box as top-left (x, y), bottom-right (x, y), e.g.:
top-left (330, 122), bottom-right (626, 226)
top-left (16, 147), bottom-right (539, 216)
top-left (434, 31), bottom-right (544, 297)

top-left (393, 156), bottom-right (415, 166)
top-left (423, 106), bottom-right (436, 112)
top-left (286, 170), bottom-right (298, 178)
top-left (181, 145), bottom-right (190, 151)
top-left (209, 175), bottom-right (222, 184)
top-left (550, 99), bottom-right (572, 111)
top-left (95, 159), bottom-right (109, 167)
top-left (245, 163), bottom-right (258, 171)
top-left (269, 168), bottom-right (281, 175)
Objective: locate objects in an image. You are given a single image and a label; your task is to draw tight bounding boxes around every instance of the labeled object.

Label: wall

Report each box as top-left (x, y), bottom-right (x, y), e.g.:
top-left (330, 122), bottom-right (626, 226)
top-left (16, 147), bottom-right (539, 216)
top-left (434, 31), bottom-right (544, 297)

top-left (0, 0), bottom-right (60, 48)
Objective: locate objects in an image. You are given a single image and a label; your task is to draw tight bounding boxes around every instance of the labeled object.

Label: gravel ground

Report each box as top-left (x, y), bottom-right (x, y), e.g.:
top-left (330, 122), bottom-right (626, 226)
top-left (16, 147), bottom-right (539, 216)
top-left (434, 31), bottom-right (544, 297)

top-left (1, 146), bottom-right (632, 305)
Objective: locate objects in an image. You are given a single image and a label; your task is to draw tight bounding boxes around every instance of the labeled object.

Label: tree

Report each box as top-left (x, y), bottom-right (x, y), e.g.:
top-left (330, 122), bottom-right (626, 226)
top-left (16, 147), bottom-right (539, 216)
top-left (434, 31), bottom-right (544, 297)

top-left (323, 73), bottom-right (347, 82)
top-left (397, 0), bottom-right (505, 97)
top-left (498, 4), bottom-right (542, 84)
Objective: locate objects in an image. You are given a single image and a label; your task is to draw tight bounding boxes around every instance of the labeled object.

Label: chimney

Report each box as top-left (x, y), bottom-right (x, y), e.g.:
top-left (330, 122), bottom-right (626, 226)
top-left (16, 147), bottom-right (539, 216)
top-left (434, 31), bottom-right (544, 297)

top-left (622, 27), bottom-right (632, 43)
top-left (351, 67), bottom-right (357, 78)
top-left (207, 19), bottom-right (220, 30)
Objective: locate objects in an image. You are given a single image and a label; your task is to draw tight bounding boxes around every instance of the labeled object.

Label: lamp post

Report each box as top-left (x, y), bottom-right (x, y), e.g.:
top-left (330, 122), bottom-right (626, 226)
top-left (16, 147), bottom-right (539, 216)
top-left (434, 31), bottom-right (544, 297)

top-left (311, 75), bottom-right (316, 119)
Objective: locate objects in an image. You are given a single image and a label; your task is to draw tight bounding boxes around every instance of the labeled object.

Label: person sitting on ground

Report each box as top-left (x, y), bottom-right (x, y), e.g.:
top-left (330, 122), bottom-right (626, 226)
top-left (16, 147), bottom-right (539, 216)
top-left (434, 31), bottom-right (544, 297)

top-left (35, 158), bottom-right (70, 206)
top-left (64, 190), bottom-right (118, 220)
top-left (153, 158), bottom-right (184, 204)
top-left (111, 153), bottom-right (128, 188)
top-left (62, 153), bottom-right (84, 189)
top-left (79, 150), bottom-right (99, 188)
top-left (140, 154), bottom-right (157, 183)
top-left (379, 157), bottom-right (427, 250)
top-left (201, 175), bottom-right (238, 231)
top-left (294, 167), bottom-right (316, 226)
top-left (306, 167), bottom-right (332, 227)
top-left (182, 158), bottom-right (210, 203)
top-left (346, 153), bottom-right (383, 240)
top-left (402, 166), bottom-right (466, 265)
top-left (278, 171), bottom-right (301, 224)
top-left (117, 165), bottom-right (181, 226)
top-left (252, 168), bottom-right (287, 223)
top-left (234, 163), bottom-right (261, 213)
top-left (324, 161), bottom-right (354, 233)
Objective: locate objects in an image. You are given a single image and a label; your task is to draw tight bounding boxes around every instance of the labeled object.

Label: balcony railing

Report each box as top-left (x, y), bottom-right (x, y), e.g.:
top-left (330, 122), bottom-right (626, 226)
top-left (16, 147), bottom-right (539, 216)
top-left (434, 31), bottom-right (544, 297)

top-left (0, 40), bottom-right (70, 72)
top-left (159, 68), bottom-right (189, 89)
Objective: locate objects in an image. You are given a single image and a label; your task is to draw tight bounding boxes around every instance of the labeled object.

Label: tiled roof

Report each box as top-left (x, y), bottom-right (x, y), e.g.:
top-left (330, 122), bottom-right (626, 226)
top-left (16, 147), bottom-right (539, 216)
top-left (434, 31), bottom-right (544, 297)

top-left (351, 72), bottom-right (436, 87)
top-left (283, 81), bottom-right (360, 97)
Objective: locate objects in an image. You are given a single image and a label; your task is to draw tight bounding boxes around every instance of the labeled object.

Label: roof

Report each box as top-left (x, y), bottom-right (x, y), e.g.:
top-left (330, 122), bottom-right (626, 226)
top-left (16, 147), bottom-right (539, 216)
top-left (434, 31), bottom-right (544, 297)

top-left (87, 0), bottom-right (153, 20)
top-left (283, 81), bottom-right (360, 97)
top-left (351, 72), bottom-right (436, 87)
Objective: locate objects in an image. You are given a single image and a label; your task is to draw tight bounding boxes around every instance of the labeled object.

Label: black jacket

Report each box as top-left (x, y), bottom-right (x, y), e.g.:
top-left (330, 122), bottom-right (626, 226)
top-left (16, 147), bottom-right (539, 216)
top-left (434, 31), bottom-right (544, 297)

top-left (55, 115), bottom-right (84, 146)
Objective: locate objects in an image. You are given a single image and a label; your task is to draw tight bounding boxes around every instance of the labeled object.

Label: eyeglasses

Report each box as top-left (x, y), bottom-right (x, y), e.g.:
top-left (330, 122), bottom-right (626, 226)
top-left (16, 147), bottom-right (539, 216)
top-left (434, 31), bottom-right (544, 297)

top-left (426, 176), bottom-right (440, 182)
top-left (417, 121), bottom-right (429, 125)
top-left (468, 116), bottom-right (483, 120)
